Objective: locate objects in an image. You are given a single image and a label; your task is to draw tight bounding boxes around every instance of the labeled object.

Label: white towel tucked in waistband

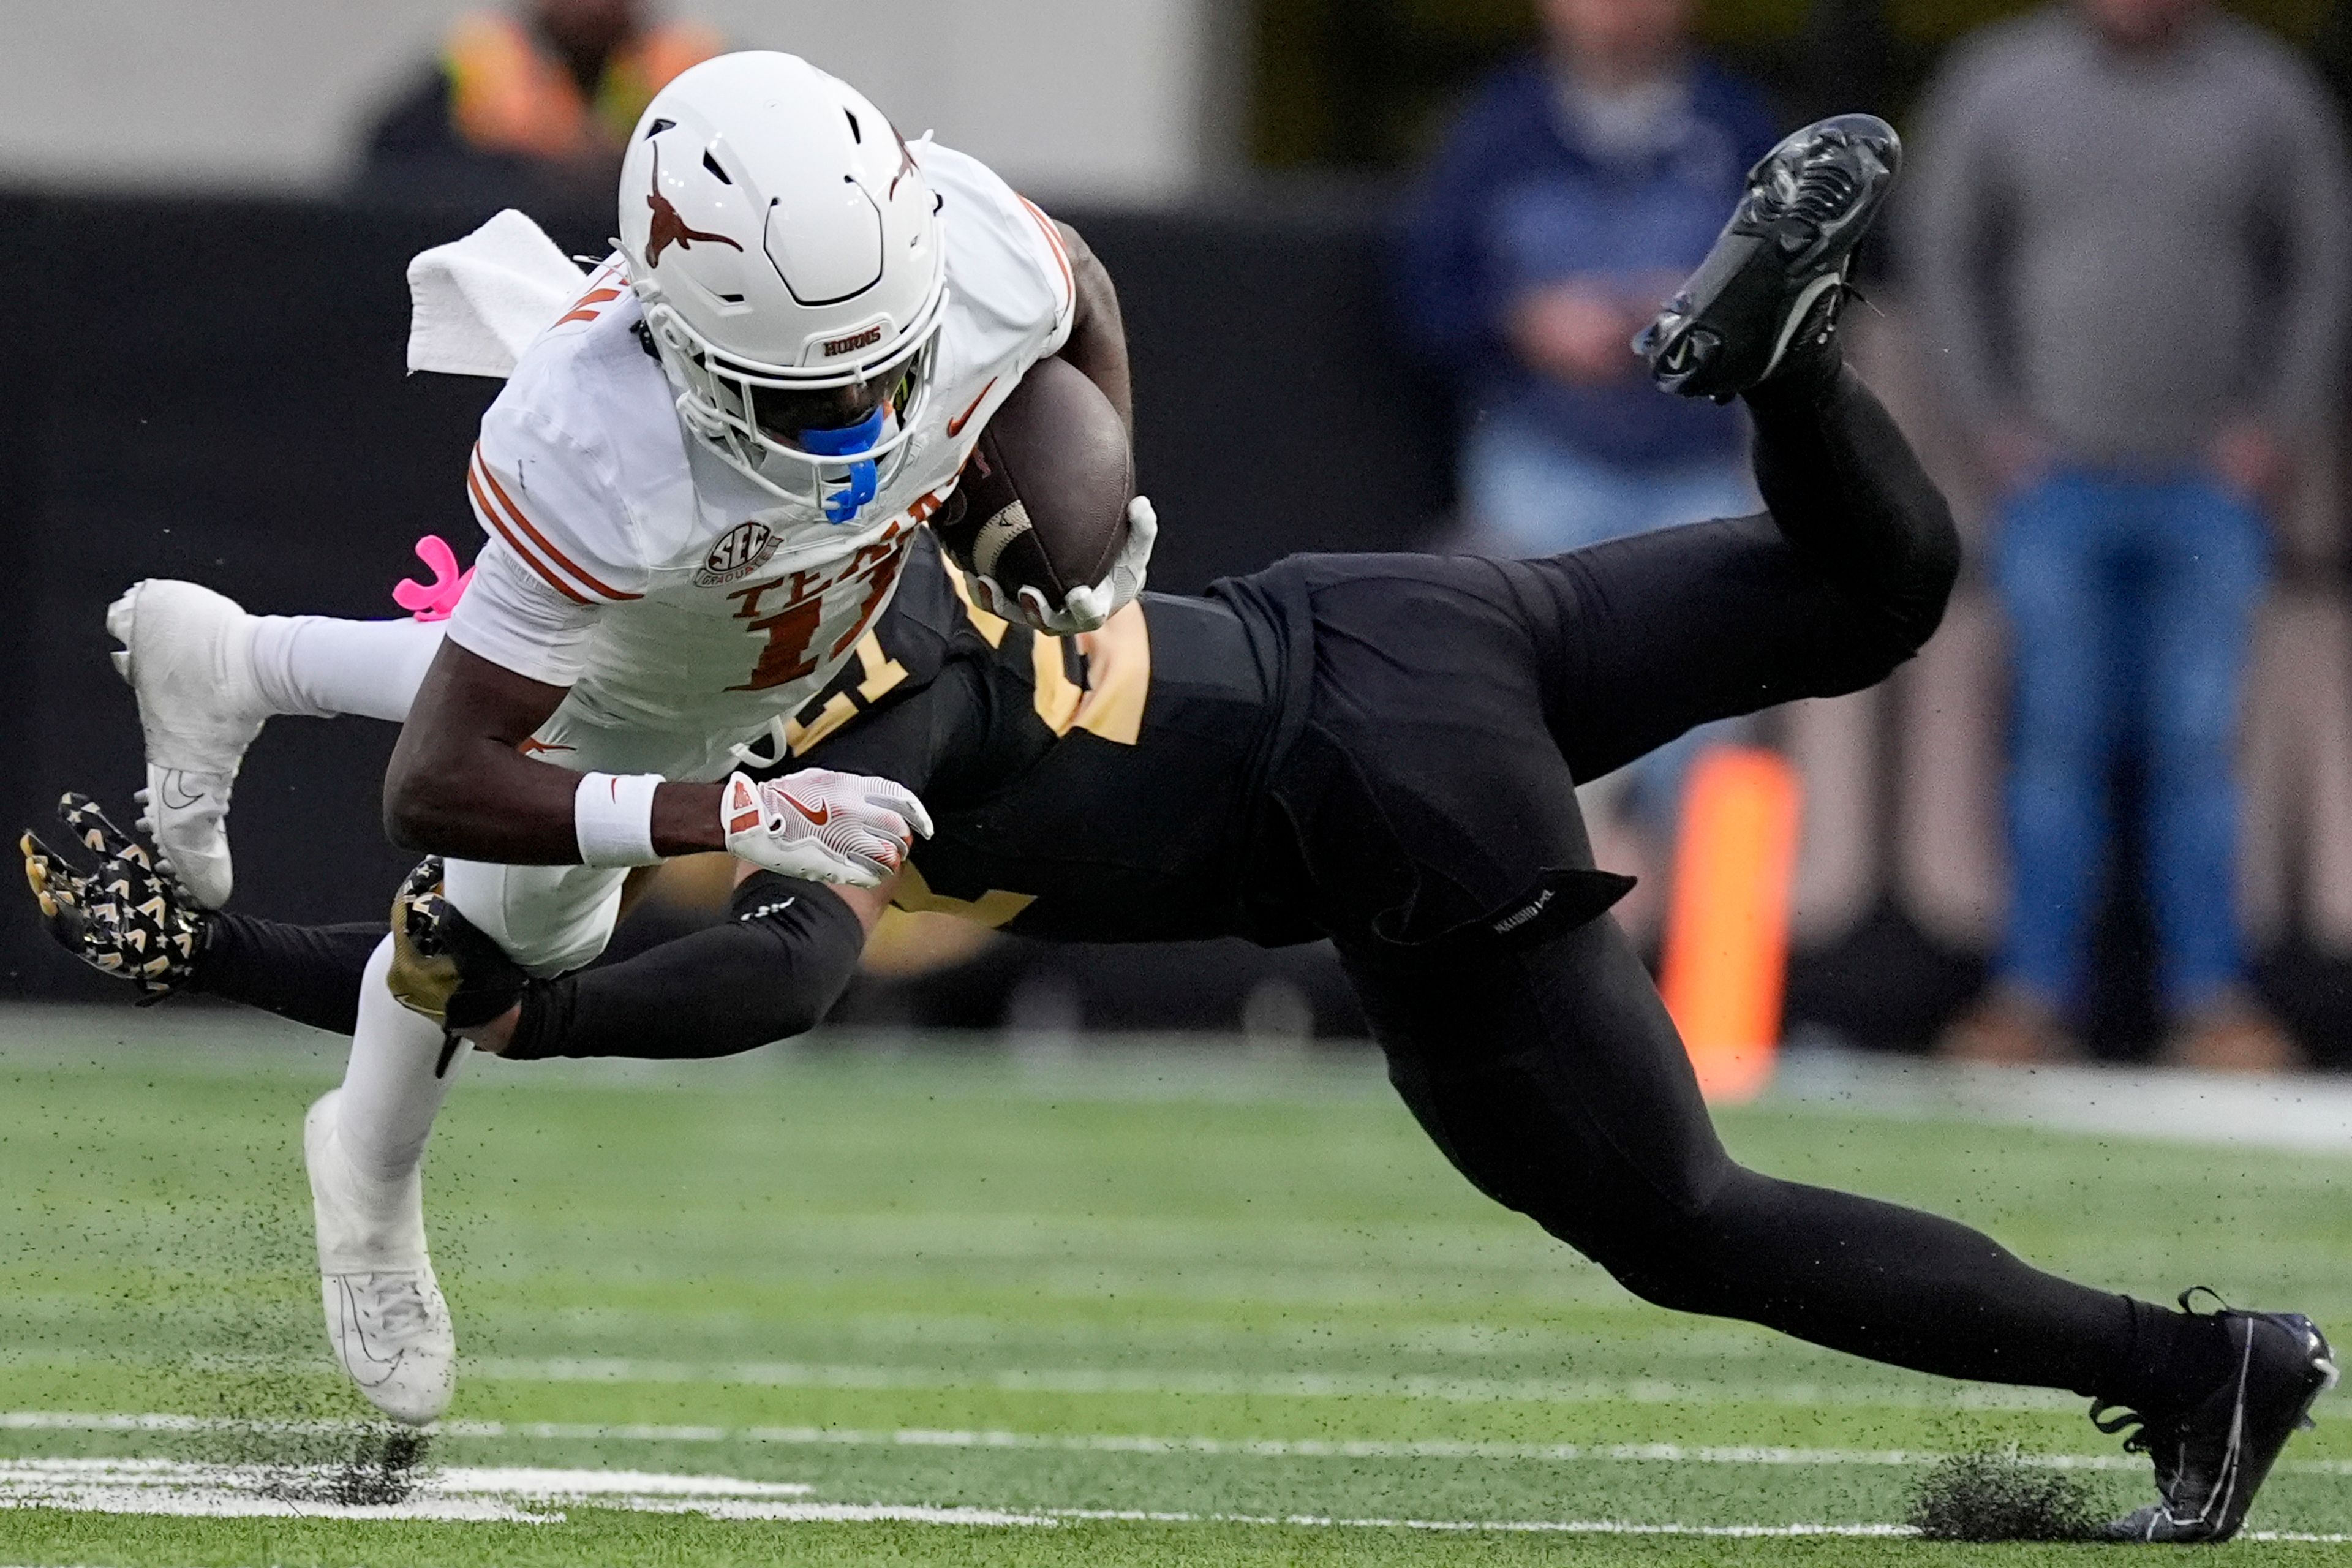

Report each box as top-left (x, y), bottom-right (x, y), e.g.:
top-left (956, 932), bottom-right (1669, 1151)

top-left (405, 209), bottom-right (591, 379)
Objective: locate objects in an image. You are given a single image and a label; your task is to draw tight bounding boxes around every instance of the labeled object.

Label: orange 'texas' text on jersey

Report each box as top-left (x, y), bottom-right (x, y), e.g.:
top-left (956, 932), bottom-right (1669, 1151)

top-left (726, 519), bottom-right (918, 693)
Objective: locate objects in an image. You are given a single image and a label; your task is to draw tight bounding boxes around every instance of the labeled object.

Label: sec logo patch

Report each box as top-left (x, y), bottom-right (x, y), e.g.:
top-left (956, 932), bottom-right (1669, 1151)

top-left (696, 520), bottom-right (780, 587)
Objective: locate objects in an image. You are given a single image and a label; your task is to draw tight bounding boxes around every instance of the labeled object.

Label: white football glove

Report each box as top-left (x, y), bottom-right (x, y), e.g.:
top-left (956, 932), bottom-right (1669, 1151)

top-left (720, 769), bottom-right (933, 888)
top-left (968, 494), bottom-right (1157, 636)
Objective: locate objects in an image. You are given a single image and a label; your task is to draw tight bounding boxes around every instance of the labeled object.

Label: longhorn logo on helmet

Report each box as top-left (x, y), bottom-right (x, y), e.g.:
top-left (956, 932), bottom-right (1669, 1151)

top-left (890, 124), bottom-right (919, 197)
top-left (645, 147), bottom-right (745, 267)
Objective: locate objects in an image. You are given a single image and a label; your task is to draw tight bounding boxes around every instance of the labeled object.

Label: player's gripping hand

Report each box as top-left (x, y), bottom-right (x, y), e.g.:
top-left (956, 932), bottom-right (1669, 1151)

top-left (720, 769), bottom-right (932, 888)
top-left (967, 495), bottom-right (1158, 636)
top-left (387, 857), bottom-right (532, 1035)
top-left (19, 793), bottom-right (206, 998)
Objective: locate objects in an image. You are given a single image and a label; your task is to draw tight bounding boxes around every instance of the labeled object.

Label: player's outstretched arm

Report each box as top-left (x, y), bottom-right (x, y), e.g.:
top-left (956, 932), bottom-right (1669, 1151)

top-left (455, 872), bottom-right (891, 1061)
top-left (385, 857), bottom-right (889, 1060)
top-left (23, 793), bottom-right (889, 1057)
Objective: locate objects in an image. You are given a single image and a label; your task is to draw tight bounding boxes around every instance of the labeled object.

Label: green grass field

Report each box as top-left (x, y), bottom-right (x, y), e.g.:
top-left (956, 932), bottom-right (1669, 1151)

top-left (1, 1006), bottom-right (2347, 1566)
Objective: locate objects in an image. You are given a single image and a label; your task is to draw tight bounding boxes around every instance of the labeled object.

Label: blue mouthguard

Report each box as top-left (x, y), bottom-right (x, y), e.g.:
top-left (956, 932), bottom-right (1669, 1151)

top-left (799, 407), bottom-right (887, 524)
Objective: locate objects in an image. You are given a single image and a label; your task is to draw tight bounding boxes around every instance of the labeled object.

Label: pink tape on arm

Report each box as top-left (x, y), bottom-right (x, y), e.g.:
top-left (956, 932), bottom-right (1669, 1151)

top-left (391, 535), bottom-right (477, 622)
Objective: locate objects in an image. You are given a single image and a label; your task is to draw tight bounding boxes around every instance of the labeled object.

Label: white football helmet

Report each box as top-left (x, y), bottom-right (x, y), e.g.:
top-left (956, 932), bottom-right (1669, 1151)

top-left (618, 52), bottom-right (949, 519)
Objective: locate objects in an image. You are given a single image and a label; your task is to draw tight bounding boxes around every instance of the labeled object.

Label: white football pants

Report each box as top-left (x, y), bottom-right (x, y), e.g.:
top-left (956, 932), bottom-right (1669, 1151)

top-left (259, 615), bottom-right (762, 1182)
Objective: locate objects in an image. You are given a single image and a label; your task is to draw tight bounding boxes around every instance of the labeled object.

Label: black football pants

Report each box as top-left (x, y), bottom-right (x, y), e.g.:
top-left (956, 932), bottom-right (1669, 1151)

top-left (1327, 363), bottom-right (2215, 1407)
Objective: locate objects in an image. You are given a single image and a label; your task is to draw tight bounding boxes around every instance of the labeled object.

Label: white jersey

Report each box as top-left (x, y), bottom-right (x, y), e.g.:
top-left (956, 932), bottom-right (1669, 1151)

top-left (447, 142), bottom-right (1074, 752)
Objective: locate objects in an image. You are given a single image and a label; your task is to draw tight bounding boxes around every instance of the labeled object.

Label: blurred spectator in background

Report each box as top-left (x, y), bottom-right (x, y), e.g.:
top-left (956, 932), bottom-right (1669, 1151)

top-left (1391, 0), bottom-right (1780, 857)
top-left (358, 0), bottom-right (720, 207)
top-left (1393, 0), bottom-right (1779, 559)
top-left (1909, 0), bottom-right (2352, 1070)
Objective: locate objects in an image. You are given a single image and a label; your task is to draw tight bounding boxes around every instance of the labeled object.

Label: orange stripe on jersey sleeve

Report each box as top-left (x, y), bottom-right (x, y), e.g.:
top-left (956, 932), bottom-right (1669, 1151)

top-left (1017, 195), bottom-right (1074, 318)
top-left (467, 459), bottom-right (591, 605)
top-left (470, 446), bottom-right (643, 602)
top-left (555, 287), bottom-right (624, 326)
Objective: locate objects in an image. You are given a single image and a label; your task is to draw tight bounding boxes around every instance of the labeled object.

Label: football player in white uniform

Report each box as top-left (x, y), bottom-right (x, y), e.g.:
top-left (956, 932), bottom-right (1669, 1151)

top-left (106, 51), bottom-right (1150, 1425)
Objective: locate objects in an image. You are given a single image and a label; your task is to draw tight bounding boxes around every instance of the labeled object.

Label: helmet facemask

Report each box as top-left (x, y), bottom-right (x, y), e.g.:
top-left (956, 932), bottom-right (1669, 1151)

top-left (645, 288), bottom-right (948, 521)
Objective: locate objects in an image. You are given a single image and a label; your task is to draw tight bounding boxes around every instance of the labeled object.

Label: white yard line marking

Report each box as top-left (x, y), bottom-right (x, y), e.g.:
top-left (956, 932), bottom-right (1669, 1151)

top-left (0, 1458), bottom-right (810, 1500)
top-left (432, 1466), bottom-right (810, 1498)
top-left (0, 1458), bottom-right (1038, 1527)
top-left (1060, 1516), bottom-right (2352, 1542)
top-left (9, 1410), bottom-right (2352, 1477)
top-left (1054, 1508), bottom-right (1918, 1536)
top-left (623, 1501), bottom-right (1053, 1524)
top-left (0, 1457), bottom-right (1957, 1536)
top-left (0, 1457), bottom-right (544, 1524)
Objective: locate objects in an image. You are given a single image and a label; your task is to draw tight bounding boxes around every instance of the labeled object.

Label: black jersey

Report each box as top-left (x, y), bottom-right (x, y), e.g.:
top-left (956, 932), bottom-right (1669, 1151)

top-left (769, 530), bottom-right (1292, 945)
top-left (772, 532), bottom-right (1643, 959)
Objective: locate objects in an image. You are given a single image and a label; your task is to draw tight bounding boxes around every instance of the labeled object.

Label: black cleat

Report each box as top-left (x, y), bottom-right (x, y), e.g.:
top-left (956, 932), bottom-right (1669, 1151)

top-left (1637, 113), bottom-right (1901, 402)
top-left (2094, 1292), bottom-right (2338, 1543)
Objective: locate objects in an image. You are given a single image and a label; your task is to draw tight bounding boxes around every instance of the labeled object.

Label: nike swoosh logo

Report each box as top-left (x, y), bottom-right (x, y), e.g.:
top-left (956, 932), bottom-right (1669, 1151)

top-left (946, 379), bottom-right (998, 439)
top-left (331, 1278), bottom-right (400, 1373)
top-left (159, 772), bottom-right (208, 811)
top-left (779, 791), bottom-right (831, 826)
top-left (1766, 271), bottom-right (1845, 377)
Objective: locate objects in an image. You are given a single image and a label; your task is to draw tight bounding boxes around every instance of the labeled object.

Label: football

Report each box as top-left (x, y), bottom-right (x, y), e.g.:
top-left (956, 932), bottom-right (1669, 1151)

top-left (933, 356), bottom-right (1133, 606)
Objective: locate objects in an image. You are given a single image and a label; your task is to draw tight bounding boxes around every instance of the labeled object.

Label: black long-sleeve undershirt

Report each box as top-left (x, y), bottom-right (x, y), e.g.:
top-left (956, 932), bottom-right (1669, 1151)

top-left (196, 871), bottom-right (863, 1059)
top-left (501, 872), bottom-right (864, 1060)
top-left (193, 918), bottom-right (382, 1035)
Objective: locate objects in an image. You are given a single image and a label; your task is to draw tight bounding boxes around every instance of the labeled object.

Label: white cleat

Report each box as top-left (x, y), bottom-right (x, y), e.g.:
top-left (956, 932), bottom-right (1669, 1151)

top-left (106, 579), bottom-right (274, 908)
top-left (304, 1091), bottom-right (456, 1426)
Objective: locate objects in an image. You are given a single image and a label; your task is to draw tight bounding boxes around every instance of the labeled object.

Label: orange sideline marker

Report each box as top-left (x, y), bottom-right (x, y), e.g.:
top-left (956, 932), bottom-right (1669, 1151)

top-left (1658, 745), bottom-right (1803, 1104)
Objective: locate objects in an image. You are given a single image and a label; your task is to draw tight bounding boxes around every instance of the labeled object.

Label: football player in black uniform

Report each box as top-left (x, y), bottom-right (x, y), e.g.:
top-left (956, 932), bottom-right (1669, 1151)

top-left (25, 119), bottom-right (2332, 1542)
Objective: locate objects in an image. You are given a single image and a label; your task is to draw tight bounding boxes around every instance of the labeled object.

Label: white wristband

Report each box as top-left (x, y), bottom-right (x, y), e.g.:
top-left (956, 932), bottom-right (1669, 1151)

top-left (573, 772), bottom-right (663, 867)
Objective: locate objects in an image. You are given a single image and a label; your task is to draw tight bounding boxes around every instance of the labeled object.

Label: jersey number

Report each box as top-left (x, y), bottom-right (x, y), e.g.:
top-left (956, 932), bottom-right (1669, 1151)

top-left (728, 601), bottom-right (822, 692)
